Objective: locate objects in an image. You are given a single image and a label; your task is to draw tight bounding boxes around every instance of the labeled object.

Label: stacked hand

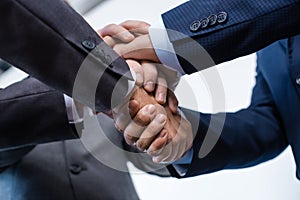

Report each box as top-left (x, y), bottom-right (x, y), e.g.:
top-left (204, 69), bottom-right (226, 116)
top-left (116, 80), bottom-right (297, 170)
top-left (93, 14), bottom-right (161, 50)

top-left (98, 20), bottom-right (193, 163)
top-left (98, 20), bottom-right (160, 62)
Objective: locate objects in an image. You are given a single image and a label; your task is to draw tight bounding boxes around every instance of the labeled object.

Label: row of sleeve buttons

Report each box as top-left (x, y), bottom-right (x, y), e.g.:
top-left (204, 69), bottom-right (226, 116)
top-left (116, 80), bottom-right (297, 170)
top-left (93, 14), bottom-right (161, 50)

top-left (190, 11), bottom-right (228, 32)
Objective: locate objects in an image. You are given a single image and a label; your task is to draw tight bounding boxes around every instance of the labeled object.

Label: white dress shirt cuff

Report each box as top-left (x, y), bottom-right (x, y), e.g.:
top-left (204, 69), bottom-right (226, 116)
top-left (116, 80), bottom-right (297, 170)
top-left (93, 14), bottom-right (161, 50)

top-left (172, 148), bottom-right (193, 176)
top-left (64, 94), bottom-right (84, 123)
top-left (125, 67), bottom-right (137, 98)
top-left (148, 17), bottom-right (185, 75)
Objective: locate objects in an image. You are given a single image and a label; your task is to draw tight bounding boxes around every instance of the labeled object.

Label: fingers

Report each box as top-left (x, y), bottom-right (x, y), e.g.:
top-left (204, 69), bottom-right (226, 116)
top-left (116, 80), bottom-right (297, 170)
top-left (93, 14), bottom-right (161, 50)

top-left (155, 72), bottom-right (168, 104)
top-left (135, 113), bottom-right (167, 151)
top-left (124, 104), bottom-right (156, 145)
top-left (147, 129), bottom-right (168, 156)
top-left (113, 97), bottom-right (140, 133)
top-left (114, 101), bottom-right (132, 133)
top-left (141, 61), bottom-right (158, 93)
top-left (126, 60), bottom-right (144, 86)
top-left (128, 99), bottom-right (140, 117)
top-left (113, 34), bottom-right (159, 62)
top-left (168, 90), bottom-right (179, 114)
top-left (152, 137), bottom-right (184, 163)
top-left (119, 20), bottom-right (150, 35)
top-left (98, 24), bottom-right (135, 43)
top-left (152, 142), bottom-right (173, 163)
top-left (98, 20), bottom-right (150, 49)
top-left (152, 118), bottom-right (193, 163)
top-left (103, 36), bottom-right (117, 47)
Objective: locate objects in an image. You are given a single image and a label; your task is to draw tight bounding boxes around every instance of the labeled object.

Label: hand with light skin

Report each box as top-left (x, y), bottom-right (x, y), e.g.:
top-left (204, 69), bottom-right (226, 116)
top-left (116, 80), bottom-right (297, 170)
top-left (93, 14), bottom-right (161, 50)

top-left (98, 21), bottom-right (178, 112)
top-left (98, 20), bottom-right (159, 62)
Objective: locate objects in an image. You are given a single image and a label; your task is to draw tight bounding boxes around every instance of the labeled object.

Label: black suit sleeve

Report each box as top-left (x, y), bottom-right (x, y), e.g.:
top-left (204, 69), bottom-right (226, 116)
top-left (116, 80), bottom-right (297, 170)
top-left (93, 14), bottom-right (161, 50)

top-left (168, 68), bottom-right (288, 178)
top-left (0, 0), bottom-right (131, 112)
top-left (0, 77), bottom-right (77, 151)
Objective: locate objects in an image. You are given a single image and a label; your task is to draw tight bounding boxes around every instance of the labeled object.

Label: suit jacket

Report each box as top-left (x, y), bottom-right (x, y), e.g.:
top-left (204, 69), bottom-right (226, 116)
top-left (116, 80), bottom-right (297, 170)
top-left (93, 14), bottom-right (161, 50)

top-left (0, 140), bottom-right (141, 200)
top-left (162, 0), bottom-right (300, 73)
top-left (0, 78), bottom-right (169, 199)
top-left (163, 0), bottom-right (300, 179)
top-left (0, 0), bottom-right (131, 112)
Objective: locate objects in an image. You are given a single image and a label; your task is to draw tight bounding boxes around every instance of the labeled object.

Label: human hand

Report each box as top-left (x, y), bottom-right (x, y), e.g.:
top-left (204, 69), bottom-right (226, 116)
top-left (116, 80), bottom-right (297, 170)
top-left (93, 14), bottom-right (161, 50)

top-left (98, 20), bottom-right (159, 62)
top-left (147, 107), bottom-right (193, 164)
top-left (114, 86), bottom-right (193, 163)
top-left (113, 34), bottom-right (159, 63)
top-left (99, 21), bottom-right (180, 106)
top-left (98, 20), bottom-right (150, 47)
top-left (100, 22), bottom-right (188, 160)
top-left (126, 60), bottom-right (178, 109)
top-left (112, 59), bottom-right (178, 133)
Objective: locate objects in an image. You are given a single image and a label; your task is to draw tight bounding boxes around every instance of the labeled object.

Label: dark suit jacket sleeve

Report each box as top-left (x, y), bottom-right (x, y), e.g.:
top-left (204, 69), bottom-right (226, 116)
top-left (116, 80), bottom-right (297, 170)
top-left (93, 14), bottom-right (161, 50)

top-left (0, 0), bottom-right (131, 112)
top-left (168, 68), bottom-right (288, 178)
top-left (162, 0), bottom-right (300, 74)
top-left (0, 77), bottom-right (77, 151)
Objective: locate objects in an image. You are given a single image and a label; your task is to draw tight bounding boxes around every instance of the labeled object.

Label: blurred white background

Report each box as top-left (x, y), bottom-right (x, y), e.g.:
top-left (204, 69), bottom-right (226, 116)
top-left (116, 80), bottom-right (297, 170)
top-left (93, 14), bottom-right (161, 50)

top-left (1, 0), bottom-right (299, 199)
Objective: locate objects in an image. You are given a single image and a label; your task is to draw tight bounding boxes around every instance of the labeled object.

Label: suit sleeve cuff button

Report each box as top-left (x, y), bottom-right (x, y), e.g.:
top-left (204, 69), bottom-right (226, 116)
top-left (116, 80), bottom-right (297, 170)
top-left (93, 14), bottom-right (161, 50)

top-left (190, 20), bottom-right (201, 32)
top-left (217, 12), bottom-right (228, 24)
top-left (82, 40), bottom-right (96, 50)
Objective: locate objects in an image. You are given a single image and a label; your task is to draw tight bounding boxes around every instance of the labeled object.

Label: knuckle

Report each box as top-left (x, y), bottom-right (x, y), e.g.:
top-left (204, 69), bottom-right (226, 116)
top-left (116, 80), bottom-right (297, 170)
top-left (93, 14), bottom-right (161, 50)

top-left (135, 113), bottom-right (150, 126)
top-left (121, 20), bottom-right (131, 25)
top-left (146, 126), bottom-right (161, 139)
top-left (104, 23), bottom-right (117, 31)
top-left (150, 142), bottom-right (164, 153)
top-left (124, 131), bottom-right (136, 144)
top-left (136, 140), bottom-right (147, 151)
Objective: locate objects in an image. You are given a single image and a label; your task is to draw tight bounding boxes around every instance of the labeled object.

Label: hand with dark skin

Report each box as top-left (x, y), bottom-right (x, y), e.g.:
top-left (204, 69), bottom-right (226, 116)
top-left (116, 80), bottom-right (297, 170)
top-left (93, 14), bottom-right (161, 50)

top-left (115, 86), bottom-right (193, 163)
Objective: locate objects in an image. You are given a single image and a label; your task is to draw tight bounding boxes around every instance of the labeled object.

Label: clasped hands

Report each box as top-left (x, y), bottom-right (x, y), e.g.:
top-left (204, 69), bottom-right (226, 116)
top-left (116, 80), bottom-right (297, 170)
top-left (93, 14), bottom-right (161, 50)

top-left (99, 21), bottom-right (193, 163)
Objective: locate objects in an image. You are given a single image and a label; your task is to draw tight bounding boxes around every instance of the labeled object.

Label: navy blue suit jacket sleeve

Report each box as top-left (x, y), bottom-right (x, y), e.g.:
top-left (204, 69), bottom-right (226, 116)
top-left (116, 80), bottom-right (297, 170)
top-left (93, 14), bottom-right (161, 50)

top-left (168, 68), bottom-right (288, 178)
top-left (162, 0), bottom-right (300, 74)
top-left (0, 0), bottom-right (131, 112)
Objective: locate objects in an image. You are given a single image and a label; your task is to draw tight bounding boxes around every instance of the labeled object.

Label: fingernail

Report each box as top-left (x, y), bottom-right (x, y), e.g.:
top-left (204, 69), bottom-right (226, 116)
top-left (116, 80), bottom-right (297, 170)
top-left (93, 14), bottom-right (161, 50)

top-left (157, 93), bottom-right (165, 103)
top-left (136, 74), bottom-right (143, 86)
top-left (157, 114), bottom-right (166, 124)
top-left (144, 81), bottom-right (155, 91)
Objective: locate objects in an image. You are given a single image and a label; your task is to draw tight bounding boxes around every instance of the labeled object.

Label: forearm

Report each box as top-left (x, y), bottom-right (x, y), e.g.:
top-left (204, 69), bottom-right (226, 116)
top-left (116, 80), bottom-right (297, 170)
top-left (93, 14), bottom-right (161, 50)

top-left (162, 0), bottom-right (300, 73)
top-left (0, 146), bottom-right (34, 168)
top-left (0, 78), bottom-right (77, 151)
top-left (172, 107), bottom-right (288, 178)
top-left (0, 0), bottom-right (131, 112)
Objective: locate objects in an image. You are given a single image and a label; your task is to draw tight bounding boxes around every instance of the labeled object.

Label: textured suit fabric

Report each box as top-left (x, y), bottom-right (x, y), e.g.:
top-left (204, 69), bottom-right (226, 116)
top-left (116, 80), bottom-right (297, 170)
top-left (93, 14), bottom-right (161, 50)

top-left (0, 78), bottom-right (77, 168)
top-left (0, 78), bottom-right (76, 152)
top-left (167, 37), bottom-right (300, 179)
top-left (0, 140), bottom-right (140, 200)
top-left (0, 0), bottom-right (131, 112)
top-left (0, 77), bottom-right (169, 199)
top-left (160, 0), bottom-right (300, 179)
top-left (162, 0), bottom-right (300, 73)
top-left (259, 35), bottom-right (300, 178)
